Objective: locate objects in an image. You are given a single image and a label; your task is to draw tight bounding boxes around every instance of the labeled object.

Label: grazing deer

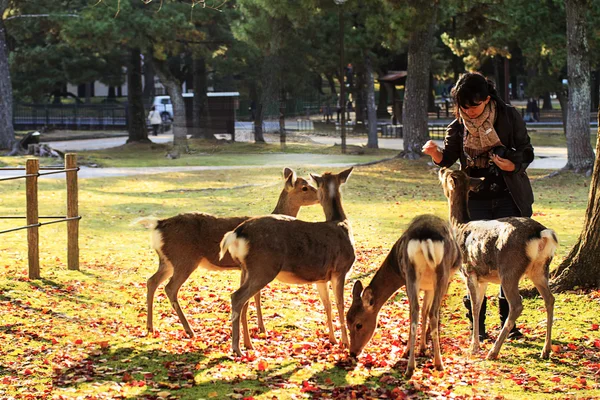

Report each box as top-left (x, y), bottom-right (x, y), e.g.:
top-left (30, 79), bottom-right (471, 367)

top-left (346, 214), bottom-right (461, 378)
top-left (219, 167), bottom-right (356, 357)
top-left (136, 167), bottom-right (318, 338)
top-left (439, 168), bottom-right (558, 360)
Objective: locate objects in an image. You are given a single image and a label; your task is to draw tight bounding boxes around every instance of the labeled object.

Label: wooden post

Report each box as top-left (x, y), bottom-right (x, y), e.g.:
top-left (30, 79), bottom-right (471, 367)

top-left (66, 153), bottom-right (79, 271)
top-left (26, 159), bottom-right (40, 279)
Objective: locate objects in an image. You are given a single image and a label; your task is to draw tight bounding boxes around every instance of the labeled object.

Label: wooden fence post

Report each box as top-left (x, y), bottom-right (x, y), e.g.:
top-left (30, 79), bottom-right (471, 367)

top-left (26, 159), bottom-right (40, 279)
top-left (66, 153), bottom-right (79, 271)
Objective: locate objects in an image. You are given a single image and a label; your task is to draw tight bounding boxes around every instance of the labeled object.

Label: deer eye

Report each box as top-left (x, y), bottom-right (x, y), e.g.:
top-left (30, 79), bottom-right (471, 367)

top-left (302, 186), bottom-right (308, 191)
top-left (356, 323), bottom-right (363, 331)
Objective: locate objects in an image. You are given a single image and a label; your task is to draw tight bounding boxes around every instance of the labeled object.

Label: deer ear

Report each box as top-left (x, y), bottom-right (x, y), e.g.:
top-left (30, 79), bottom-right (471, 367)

top-left (283, 167), bottom-right (294, 179)
top-left (469, 177), bottom-right (484, 192)
top-left (284, 169), bottom-right (297, 191)
top-left (362, 287), bottom-right (375, 310)
top-left (352, 280), bottom-right (364, 300)
top-left (310, 173), bottom-right (323, 187)
top-left (438, 168), bottom-right (448, 183)
top-left (338, 167), bottom-right (353, 184)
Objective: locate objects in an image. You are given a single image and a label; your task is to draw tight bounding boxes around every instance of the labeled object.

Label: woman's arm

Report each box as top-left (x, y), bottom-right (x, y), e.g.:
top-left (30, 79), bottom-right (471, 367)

top-left (507, 107), bottom-right (534, 173)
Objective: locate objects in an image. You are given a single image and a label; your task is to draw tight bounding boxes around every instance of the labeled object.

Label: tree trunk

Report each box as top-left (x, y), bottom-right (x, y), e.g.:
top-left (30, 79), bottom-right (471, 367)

top-left (564, 0), bottom-right (595, 172)
top-left (0, 4), bottom-right (16, 152)
top-left (364, 54), bottom-right (378, 149)
top-left (143, 60), bottom-right (156, 100)
top-left (125, 48), bottom-right (150, 143)
top-left (556, 88), bottom-right (568, 136)
top-left (551, 105), bottom-right (600, 291)
top-left (192, 56), bottom-right (212, 139)
top-left (153, 59), bottom-right (188, 153)
top-left (541, 92), bottom-right (553, 110)
top-left (377, 80), bottom-right (390, 118)
top-left (402, 1), bottom-right (437, 159)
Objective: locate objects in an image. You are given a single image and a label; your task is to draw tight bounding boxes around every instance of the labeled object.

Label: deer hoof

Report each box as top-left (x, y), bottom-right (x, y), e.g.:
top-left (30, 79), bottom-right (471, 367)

top-left (541, 348), bottom-right (550, 359)
top-left (435, 363), bottom-right (444, 372)
top-left (486, 351), bottom-right (498, 360)
top-left (405, 367), bottom-right (415, 379)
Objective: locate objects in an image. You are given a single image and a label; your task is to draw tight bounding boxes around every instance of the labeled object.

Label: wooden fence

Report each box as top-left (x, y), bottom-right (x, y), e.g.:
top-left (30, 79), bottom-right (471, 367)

top-left (0, 154), bottom-right (81, 279)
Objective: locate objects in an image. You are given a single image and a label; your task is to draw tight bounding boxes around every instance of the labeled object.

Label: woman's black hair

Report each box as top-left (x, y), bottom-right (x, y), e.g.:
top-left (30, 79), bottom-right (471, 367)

top-left (451, 72), bottom-right (500, 119)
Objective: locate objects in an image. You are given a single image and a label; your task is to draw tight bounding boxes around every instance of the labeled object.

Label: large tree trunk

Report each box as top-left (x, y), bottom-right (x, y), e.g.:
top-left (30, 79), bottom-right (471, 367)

top-left (154, 59), bottom-right (188, 154)
top-left (364, 53), bottom-right (378, 149)
top-left (402, 1), bottom-right (437, 159)
top-left (192, 56), bottom-right (212, 140)
top-left (0, 3), bottom-right (16, 152)
top-left (551, 105), bottom-right (600, 291)
top-left (126, 48), bottom-right (150, 144)
top-left (564, 0), bottom-right (595, 172)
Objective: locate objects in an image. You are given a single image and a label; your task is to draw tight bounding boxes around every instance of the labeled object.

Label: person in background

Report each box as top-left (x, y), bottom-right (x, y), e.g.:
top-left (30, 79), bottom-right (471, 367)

top-left (422, 72), bottom-right (535, 340)
top-left (148, 106), bottom-right (162, 136)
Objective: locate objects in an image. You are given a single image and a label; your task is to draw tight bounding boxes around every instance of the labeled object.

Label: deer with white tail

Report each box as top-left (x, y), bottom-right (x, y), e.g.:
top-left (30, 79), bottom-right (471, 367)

top-left (219, 167), bottom-right (355, 357)
top-left (346, 214), bottom-right (462, 378)
top-left (135, 167), bottom-right (318, 338)
top-left (439, 168), bottom-right (558, 360)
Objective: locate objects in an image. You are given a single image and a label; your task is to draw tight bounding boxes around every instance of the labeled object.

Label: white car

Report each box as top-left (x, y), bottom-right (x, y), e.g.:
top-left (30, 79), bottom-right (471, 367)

top-left (151, 92), bottom-right (240, 122)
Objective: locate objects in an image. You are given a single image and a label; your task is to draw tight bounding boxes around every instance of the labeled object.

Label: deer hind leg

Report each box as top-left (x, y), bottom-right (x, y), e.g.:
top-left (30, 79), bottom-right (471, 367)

top-left (331, 275), bottom-right (349, 347)
top-left (254, 291), bottom-right (266, 334)
top-left (316, 282), bottom-right (337, 344)
top-left (239, 269), bottom-right (254, 350)
top-left (146, 254), bottom-right (174, 336)
top-left (231, 266), bottom-right (278, 357)
top-left (404, 272), bottom-right (421, 378)
top-left (528, 261), bottom-right (554, 359)
top-left (430, 272), bottom-right (450, 371)
top-left (487, 280), bottom-right (523, 360)
top-left (418, 290), bottom-right (433, 356)
top-left (164, 259), bottom-right (199, 338)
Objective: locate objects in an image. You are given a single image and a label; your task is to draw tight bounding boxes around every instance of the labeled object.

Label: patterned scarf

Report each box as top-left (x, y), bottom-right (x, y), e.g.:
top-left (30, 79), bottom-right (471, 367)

top-left (460, 101), bottom-right (502, 169)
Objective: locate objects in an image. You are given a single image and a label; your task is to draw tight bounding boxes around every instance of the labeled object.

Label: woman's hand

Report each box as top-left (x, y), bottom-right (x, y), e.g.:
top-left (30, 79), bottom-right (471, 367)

top-left (422, 140), bottom-right (443, 164)
top-left (491, 154), bottom-right (515, 172)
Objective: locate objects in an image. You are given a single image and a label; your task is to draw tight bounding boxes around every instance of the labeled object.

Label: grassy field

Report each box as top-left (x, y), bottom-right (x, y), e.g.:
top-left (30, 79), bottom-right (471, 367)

top-left (0, 145), bottom-right (599, 399)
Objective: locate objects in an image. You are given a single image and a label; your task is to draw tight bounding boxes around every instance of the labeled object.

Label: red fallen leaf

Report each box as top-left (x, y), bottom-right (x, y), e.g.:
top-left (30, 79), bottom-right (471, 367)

top-left (551, 344), bottom-right (561, 353)
top-left (97, 341), bottom-right (110, 348)
top-left (577, 377), bottom-right (587, 386)
top-left (567, 343), bottom-right (578, 351)
top-left (51, 338), bottom-right (58, 345)
top-left (74, 339), bottom-right (83, 345)
top-left (594, 339), bottom-right (600, 348)
top-left (122, 372), bottom-right (134, 382)
top-left (1, 377), bottom-right (10, 384)
top-left (257, 360), bottom-right (268, 371)
top-left (550, 376), bottom-right (561, 383)
top-left (592, 324), bottom-right (599, 331)
top-left (23, 369), bottom-right (34, 376)
top-left (242, 397), bottom-right (255, 400)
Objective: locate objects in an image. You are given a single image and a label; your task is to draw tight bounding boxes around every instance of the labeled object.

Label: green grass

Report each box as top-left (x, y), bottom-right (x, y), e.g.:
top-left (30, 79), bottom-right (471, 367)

top-left (0, 151), bottom-right (598, 399)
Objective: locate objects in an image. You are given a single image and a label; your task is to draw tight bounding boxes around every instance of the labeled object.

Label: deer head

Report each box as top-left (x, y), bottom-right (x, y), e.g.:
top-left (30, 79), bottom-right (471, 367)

top-left (346, 280), bottom-right (379, 357)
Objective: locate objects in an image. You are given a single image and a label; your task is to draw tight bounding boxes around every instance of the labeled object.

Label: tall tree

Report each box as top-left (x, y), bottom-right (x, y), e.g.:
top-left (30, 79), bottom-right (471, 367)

top-left (564, 0), bottom-right (595, 172)
top-left (401, 0), bottom-right (438, 159)
top-left (0, 0), bottom-right (15, 151)
top-left (551, 105), bottom-right (600, 290)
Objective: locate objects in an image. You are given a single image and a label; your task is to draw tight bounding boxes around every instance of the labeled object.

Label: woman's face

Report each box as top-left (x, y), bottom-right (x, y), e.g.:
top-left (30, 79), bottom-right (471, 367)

top-left (460, 95), bottom-right (491, 119)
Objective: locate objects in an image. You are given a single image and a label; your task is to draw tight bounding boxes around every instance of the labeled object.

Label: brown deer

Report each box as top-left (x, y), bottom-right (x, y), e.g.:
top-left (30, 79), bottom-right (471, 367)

top-left (346, 214), bottom-right (462, 378)
top-left (219, 167), bottom-right (355, 357)
top-left (439, 168), bottom-right (558, 360)
top-left (136, 167), bottom-right (319, 338)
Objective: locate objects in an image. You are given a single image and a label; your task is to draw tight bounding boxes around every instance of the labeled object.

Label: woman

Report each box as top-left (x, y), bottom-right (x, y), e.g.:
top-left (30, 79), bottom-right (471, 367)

top-left (148, 106), bottom-right (162, 136)
top-left (423, 72), bottom-right (535, 340)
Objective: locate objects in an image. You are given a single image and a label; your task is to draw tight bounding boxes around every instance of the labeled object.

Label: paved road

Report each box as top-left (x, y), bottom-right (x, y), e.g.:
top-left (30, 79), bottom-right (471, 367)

top-left (0, 132), bottom-right (572, 180)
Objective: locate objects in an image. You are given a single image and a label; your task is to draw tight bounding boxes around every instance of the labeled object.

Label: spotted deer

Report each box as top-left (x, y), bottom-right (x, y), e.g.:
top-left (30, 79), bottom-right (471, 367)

top-left (439, 168), bottom-right (558, 360)
top-left (136, 168), bottom-right (318, 338)
top-left (346, 214), bottom-right (461, 377)
top-left (219, 168), bottom-right (355, 357)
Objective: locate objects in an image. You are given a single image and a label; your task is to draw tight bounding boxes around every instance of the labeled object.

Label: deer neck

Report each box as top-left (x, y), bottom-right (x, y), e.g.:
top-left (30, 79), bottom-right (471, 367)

top-left (448, 193), bottom-right (471, 227)
top-left (322, 192), bottom-right (347, 222)
top-left (367, 249), bottom-right (406, 312)
top-left (272, 191), bottom-right (301, 217)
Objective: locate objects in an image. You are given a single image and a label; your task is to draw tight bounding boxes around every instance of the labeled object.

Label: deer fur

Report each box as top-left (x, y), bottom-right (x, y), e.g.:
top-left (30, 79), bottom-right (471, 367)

top-left (219, 168), bottom-right (355, 357)
top-left (439, 168), bottom-right (558, 360)
top-left (136, 167), bottom-right (318, 338)
top-left (346, 214), bottom-right (461, 377)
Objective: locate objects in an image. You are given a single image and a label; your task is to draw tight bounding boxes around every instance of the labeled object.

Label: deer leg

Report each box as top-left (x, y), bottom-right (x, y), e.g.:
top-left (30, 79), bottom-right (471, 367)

top-left (487, 281), bottom-right (523, 360)
top-left (146, 255), bottom-right (174, 335)
top-left (404, 273), bottom-right (420, 378)
top-left (254, 291), bottom-right (266, 334)
top-left (467, 275), bottom-right (487, 355)
top-left (529, 266), bottom-right (555, 359)
top-left (164, 260), bottom-right (198, 338)
top-left (239, 270), bottom-right (254, 350)
top-left (331, 275), bottom-right (349, 347)
top-left (316, 282), bottom-right (337, 344)
top-left (419, 290), bottom-right (433, 356)
top-left (231, 268), bottom-right (277, 357)
top-left (430, 272), bottom-right (450, 372)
